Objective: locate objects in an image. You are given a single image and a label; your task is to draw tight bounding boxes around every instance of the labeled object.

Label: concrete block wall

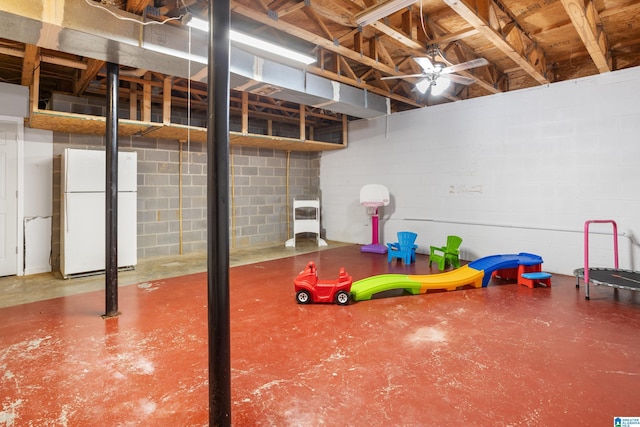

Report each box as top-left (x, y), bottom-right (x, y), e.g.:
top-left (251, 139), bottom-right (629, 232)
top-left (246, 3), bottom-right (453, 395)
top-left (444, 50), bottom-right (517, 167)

top-left (320, 66), bottom-right (640, 276)
top-left (231, 147), bottom-right (320, 247)
top-left (51, 133), bottom-right (320, 271)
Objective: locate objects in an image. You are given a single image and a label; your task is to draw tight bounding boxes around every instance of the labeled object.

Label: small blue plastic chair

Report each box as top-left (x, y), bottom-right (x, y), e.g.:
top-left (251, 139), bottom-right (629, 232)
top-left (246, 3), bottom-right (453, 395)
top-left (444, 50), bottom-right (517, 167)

top-left (387, 231), bottom-right (418, 264)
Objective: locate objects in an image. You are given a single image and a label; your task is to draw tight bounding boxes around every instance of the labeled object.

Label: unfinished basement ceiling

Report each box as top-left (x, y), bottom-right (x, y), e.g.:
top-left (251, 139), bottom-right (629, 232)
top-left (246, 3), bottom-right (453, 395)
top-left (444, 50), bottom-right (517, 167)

top-left (0, 0), bottom-right (639, 121)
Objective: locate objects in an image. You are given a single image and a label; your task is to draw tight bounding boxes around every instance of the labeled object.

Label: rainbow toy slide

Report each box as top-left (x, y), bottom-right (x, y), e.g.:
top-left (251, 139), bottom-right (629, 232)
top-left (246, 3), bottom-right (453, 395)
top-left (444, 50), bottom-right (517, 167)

top-left (350, 253), bottom-right (543, 301)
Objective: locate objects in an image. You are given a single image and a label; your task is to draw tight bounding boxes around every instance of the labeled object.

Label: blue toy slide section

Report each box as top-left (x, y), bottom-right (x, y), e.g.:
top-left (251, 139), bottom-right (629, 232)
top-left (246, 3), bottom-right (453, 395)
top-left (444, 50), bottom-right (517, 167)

top-left (468, 253), bottom-right (544, 287)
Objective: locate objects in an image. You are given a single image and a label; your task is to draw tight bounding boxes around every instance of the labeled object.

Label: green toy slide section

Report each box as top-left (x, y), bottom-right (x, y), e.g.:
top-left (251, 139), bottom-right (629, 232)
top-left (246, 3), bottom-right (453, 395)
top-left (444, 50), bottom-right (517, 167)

top-left (350, 274), bottom-right (421, 301)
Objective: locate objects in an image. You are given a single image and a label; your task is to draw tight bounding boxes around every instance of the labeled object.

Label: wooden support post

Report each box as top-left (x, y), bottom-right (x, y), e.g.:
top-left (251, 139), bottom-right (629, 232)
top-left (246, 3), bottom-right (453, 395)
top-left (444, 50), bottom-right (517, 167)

top-left (129, 83), bottom-right (138, 120)
top-left (28, 50), bottom-right (41, 123)
top-left (143, 72), bottom-right (152, 122)
top-left (299, 104), bottom-right (306, 140)
top-left (163, 76), bottom-right (172, 125)
top-left (241, 91), bottom-right (248, 134)
top-left (342, 114), bottom-right (348, 147)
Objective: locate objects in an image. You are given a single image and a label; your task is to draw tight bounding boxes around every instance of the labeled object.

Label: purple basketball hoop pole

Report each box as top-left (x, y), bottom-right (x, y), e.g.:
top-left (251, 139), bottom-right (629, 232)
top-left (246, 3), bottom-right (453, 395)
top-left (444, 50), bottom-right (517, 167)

top-left (362, 206), bottom-right (387, 254)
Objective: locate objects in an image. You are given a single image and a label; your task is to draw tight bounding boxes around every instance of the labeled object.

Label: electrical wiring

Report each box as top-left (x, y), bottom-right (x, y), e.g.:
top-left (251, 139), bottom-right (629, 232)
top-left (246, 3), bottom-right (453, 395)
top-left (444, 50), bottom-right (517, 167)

top-left (82, 0), bottom-right (185, 26)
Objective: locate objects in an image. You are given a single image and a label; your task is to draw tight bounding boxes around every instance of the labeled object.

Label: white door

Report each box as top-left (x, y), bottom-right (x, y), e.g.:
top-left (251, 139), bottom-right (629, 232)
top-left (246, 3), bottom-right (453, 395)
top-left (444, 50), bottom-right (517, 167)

top-left (0, 120), bottom-right (18, 276)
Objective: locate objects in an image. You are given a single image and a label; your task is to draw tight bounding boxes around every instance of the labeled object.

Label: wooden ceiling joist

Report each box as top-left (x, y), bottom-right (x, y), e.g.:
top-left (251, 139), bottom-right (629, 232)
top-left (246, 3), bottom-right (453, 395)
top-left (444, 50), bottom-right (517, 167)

top-left (231, 2), bottom-right (422, 106)
top-left (442, 0), bottom-right (549, 84)
top-left (560, 0), bottom-right (611, 73)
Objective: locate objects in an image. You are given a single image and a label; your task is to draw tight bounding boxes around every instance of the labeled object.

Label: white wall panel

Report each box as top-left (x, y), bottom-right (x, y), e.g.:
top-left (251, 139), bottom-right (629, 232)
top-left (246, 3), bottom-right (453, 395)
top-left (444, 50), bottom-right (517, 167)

top-left (320, 67), bottom-right (640, 275)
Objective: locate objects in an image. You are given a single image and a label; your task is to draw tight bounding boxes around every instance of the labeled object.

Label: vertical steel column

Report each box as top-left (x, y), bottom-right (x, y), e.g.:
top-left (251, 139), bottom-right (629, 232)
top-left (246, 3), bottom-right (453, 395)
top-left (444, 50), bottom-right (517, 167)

top-left (104, 62), bottom-right (120, 318)
top-left (207, 1), bottom-right (231, 425)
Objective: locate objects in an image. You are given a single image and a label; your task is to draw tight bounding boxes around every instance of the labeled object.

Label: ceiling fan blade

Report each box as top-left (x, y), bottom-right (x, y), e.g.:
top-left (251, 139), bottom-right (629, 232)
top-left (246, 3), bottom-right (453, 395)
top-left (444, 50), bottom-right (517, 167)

top-left (445, 74), bottom-right (476, 85)
top-left (380, 73), bottom-right (428, 80)
top-left (413, 57), bottom-right (435, 72)
top-left (442, 57), bottom-right (488, 74)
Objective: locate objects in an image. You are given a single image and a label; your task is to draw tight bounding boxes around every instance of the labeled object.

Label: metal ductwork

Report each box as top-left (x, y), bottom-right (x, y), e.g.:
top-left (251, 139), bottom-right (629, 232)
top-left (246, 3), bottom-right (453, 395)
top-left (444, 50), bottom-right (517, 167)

top-left (229, 49), bottom-right (389, 119)
top-left (0, 0), bottom-right (389, 119)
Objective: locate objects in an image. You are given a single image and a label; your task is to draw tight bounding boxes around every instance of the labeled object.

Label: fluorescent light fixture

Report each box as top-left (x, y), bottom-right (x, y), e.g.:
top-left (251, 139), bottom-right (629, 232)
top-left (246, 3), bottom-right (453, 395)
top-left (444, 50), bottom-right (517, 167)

top-left (230, 30), bottom-right (316, 65)
top-left (355, 0), bottom-right (416, 26)
top-left (185, 15), bottom-right (209, 32)
top-left (183, 14), bottom-right (316, 65)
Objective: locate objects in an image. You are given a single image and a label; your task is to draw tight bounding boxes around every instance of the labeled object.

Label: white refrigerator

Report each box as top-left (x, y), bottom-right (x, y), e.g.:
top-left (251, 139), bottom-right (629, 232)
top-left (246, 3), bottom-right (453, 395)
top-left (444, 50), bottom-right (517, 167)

top-left (60, 148), bottom-right (137, 278)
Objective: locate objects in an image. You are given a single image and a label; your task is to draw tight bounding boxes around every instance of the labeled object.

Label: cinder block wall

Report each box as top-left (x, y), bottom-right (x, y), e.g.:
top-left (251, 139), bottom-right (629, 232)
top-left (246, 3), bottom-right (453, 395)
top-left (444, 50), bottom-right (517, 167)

top-left (51, 133), bottom-right (320, 270)
top-left (321, 66), bottom-right (640, 275)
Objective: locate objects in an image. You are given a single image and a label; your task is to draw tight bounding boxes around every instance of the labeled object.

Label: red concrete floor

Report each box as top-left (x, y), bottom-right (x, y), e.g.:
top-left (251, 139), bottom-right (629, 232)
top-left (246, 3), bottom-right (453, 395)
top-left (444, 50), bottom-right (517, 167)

top-left (1, 245), bottom-right (640, 426)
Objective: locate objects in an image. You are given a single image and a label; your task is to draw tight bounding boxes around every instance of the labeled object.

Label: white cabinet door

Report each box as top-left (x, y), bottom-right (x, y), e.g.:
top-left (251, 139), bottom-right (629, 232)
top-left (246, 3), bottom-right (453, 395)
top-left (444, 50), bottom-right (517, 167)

top-left (0, 120), bottom-right (17, 277)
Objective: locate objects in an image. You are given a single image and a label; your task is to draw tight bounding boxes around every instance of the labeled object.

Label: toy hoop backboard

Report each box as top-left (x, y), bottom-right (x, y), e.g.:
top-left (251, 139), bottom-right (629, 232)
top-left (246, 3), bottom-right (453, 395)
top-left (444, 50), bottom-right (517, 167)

top-left (360, 184), bottom-right (389, 207)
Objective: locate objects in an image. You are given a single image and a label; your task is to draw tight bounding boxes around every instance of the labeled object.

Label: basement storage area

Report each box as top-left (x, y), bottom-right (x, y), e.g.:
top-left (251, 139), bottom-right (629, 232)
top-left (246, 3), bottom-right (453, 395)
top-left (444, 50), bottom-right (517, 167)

top-left (1, 0), bottom-right (640, 426)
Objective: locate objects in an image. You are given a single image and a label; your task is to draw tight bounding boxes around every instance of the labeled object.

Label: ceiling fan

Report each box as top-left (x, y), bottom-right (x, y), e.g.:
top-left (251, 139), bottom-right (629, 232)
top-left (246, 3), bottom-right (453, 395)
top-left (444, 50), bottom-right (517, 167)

top-left (381, 45), bottom-right (488, 96)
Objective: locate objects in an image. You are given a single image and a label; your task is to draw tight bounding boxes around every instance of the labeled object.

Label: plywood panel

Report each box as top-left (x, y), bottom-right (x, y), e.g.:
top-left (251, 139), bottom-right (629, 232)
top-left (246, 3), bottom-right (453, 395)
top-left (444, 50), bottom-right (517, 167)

top-left (28, 110), bottom-right (345, 152)
top-left (29, 110), bottom-right (149, 136)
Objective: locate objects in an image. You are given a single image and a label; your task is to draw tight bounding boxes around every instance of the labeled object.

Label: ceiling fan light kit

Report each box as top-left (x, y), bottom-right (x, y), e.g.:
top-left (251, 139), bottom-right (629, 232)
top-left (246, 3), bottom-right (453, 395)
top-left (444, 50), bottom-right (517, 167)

top-left (382, 44), bottom-right (488, 96)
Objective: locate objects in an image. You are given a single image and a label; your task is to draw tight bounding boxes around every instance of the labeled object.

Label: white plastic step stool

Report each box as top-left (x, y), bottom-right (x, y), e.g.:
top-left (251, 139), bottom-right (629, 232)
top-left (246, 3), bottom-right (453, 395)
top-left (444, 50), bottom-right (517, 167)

top-left (285, 198), bottom-right (328, 247)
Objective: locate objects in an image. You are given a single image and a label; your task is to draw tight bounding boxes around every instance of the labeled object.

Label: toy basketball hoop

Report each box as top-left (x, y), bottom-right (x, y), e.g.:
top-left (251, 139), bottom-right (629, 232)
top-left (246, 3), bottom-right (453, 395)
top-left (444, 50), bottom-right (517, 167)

top-left (360, 184), bottom-right (390, 254)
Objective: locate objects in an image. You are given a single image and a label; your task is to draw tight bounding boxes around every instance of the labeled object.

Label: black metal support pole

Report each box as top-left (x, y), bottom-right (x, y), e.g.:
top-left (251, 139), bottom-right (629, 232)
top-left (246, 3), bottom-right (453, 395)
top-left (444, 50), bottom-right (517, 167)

top-left (207, 1), bottom-right (231, 425)
top-left (104, 62), bottom-right (120, 318)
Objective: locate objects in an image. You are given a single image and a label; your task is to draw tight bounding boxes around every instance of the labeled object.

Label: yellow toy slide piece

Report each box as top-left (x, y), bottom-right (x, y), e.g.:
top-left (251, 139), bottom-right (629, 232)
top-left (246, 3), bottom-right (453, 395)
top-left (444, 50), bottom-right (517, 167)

top-left (411, 265), bottom-right (484, 292)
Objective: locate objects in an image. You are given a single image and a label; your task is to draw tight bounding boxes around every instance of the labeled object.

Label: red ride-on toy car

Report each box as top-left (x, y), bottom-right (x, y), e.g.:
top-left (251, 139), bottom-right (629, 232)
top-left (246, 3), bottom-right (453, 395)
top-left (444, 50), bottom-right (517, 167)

top-left (294, 261), bottom-right (353, 305)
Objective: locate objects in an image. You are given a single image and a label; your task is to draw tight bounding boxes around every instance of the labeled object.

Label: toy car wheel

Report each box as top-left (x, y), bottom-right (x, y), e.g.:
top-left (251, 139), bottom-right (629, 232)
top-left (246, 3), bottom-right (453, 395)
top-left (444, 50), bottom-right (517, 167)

top-left (296, 290), bottom-right (311, 304)
top-left (335, 291), bottom-right (350, 306)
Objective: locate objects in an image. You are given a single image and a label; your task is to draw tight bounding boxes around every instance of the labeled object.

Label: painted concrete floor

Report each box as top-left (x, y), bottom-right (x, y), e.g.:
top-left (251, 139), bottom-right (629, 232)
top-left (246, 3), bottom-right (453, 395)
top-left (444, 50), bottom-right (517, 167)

top-left (1, 244), bottom-right (640, 426)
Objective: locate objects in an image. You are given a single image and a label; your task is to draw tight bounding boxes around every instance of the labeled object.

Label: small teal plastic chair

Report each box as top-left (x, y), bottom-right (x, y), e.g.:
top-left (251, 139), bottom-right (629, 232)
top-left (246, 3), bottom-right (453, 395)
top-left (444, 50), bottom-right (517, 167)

top-left (429, 235), bottom-right (463, 271)
top-left (387, 231), bottom-right (418, 264)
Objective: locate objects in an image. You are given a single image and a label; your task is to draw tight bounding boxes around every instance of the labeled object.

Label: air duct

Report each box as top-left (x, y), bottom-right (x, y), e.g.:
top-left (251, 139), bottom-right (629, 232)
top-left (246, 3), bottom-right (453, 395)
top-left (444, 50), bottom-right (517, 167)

top-left (0, 0), bottom-right (389, 119)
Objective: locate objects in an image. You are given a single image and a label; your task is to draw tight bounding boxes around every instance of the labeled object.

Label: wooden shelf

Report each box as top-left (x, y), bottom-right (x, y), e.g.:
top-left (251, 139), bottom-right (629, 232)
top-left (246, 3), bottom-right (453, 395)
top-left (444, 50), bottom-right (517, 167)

top-left (28, 109), bottom-right (346, 152)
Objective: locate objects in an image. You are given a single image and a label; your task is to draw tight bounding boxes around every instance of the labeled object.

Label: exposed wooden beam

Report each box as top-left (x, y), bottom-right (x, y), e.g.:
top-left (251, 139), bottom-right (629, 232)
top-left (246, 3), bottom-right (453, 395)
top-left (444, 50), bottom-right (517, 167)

top-left (162, 76), bottom-right (172, 125)
top-left (274, 0), bottom-right (306, 17)
top-left (142, 72), bottom-right (152, 122)
top-left (560, 0), bottom-right (611, 72)
top-left (74, 59), bottom-right (104, 96)
top-left (599, 0), bottom-right (640, 18)
top-left (368, 20), bottom-right (423, 50)
top-left (370, 35), bottom-right (396, 67)
top-left (231, 3), bottom-right (402, 85)
top-left (441, 0), bottom-right (549, 84)
top-left (28, 51), bottom-right (41, 119)
top-left (241, 91), bottom-right (248, 134)
top-left (299, 104), bottom-right (306, 140)
top-left (21, 44), bottom-right (38, 87)
top-left (126, 0), bottom-right (150, 14)
top-left (431, 27), bottom-right (479, 45)
top-left (129, 83), bottom-right (137, 121)
top-left (302, 7), bottom-right (334, 40)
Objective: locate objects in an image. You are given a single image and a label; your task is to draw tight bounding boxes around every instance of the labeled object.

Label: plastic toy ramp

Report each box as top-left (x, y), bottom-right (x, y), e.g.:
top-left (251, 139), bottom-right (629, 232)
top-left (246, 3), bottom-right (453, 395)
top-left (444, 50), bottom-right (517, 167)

top-left (350, 275), bottom-right (422, 302)
top-left (350, 265), bottom-right (485, 301)
top-left (411, 265), bottom-right (484, 293)
top-left (468, 253), bottom-right (543, 287)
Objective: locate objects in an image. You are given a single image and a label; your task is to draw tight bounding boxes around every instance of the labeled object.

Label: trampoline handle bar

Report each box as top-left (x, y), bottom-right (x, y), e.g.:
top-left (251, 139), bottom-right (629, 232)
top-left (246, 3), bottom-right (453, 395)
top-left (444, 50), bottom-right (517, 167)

top-left (583, 219), bottom-right (619, 298)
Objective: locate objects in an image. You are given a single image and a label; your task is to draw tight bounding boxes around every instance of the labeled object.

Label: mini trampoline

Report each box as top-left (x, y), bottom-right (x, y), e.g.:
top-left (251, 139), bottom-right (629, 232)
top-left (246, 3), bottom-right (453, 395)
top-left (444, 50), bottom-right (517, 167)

top-left (574, 219), bottom-right (640, 299)
top-left (574, 268), bottom-right (640, 293)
